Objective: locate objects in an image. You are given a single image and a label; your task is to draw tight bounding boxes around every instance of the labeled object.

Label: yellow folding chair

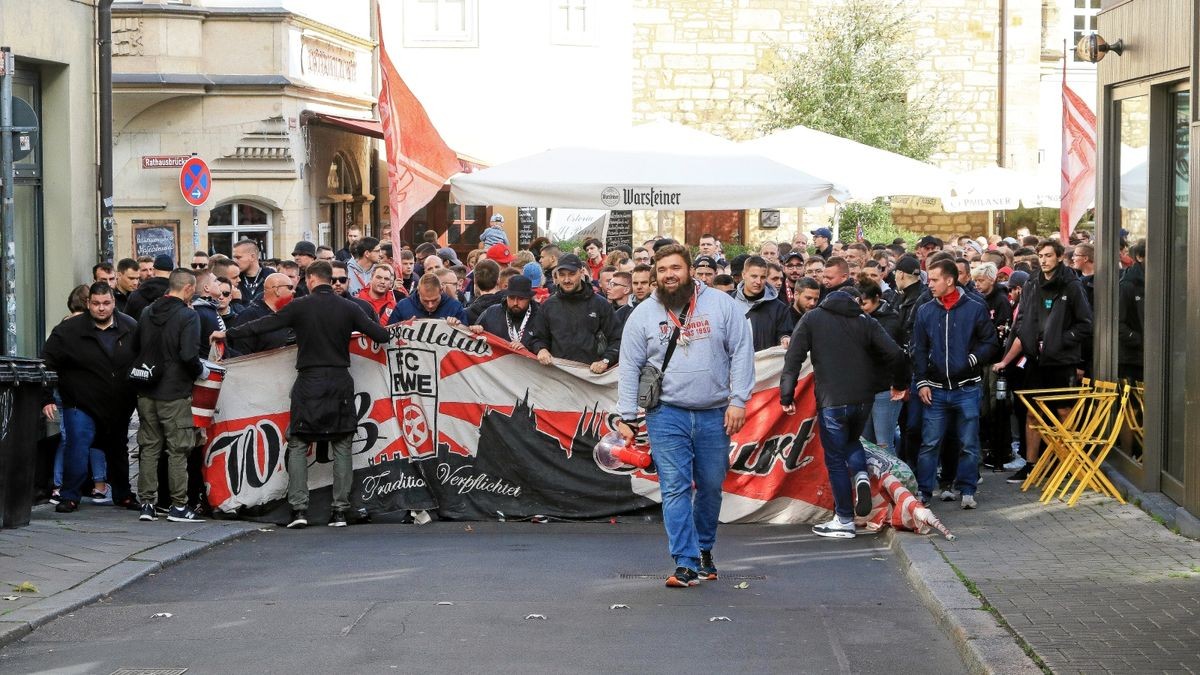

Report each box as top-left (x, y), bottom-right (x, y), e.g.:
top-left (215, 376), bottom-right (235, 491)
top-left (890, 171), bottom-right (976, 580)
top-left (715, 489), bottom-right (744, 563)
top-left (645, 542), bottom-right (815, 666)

top-left (1023, 391), bottom-right (1117, 497)
top-left (1033, 389), bottom-right (1125, 504)
top-left (1015, 381), bottom-right (1099, 492)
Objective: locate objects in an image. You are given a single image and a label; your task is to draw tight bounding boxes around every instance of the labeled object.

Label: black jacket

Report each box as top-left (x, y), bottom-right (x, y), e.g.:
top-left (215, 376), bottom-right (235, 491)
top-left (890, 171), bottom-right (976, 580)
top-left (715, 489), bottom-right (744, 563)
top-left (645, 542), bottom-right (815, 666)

top-left (477, 302), bottom-right (539, 342)
top-left (229, 298), bottom-right (294, 355)
top-left (894, 280), bottom-right (929, 351)
top-left (981, 286), bottom-right (1014, 343)
top-left (1117, 262), bottom-right (1144, 367)
top-left (818, 278), bottom-right (855, 300)
top-left (780, 291), bottom-right (909, 408)
top-left (192, 297), bottom-right (229, 357)
top-left (865, 300), bottom-right (904, 392)
top-left (465, 291), bottom-right (505, 324)
top-left (133, 295), bottom-right (203, 401)
top-left (226, 284), bottom-right (391, 371)
top-left (340, 292), bottom-right (379, 324)
top-left (732, 283), bottom-right (795, 351)
top-left (124, 276), bottom-right (169, 321)
top-left (1013, 263), bottom-right (1092, 367)
top-left (40, 312), bottom-right (138, 433)
top-left (526, 283), bottom-right (621, 364)
top-left (814, 244), bottom-right (834, 260)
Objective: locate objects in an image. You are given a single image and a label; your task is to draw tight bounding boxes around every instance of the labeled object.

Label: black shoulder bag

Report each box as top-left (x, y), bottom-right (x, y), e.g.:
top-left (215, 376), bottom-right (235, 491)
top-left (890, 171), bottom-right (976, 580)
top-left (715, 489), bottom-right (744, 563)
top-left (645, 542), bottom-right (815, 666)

top-left (636, 310), bottom-right (684, 410)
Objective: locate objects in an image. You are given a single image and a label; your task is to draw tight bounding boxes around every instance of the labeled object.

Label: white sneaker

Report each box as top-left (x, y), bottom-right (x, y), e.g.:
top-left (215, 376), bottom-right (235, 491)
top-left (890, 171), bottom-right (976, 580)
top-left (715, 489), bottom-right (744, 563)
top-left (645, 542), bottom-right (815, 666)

top-left (939, 489), bottom-right (960, 502)
top-left (961, 495), bottom-right (978, 509)
top-left (1002, 456), bottom-right (1027, 471)
top-left (812, 517), bottom-right (856, 539)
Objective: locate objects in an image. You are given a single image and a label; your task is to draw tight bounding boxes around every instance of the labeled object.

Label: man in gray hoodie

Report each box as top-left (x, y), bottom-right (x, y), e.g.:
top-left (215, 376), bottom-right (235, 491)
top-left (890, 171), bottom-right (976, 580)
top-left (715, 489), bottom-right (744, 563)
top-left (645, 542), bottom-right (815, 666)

top-left (616, 244), bottom-right (754, 588)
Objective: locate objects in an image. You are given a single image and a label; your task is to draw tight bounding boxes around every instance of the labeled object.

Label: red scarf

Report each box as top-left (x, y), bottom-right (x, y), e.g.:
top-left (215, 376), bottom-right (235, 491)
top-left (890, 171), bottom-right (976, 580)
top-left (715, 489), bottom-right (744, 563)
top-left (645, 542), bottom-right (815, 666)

top-left (939, 287), bottom-right (961, 311)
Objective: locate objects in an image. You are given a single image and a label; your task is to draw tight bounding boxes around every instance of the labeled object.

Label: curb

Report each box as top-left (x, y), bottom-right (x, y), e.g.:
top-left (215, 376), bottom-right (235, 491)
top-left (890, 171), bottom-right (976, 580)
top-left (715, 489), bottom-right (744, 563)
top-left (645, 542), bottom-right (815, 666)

top-left (0, 520), bottom-right (259, 648)
top-left (884, 528), bottom-right (1042, 675)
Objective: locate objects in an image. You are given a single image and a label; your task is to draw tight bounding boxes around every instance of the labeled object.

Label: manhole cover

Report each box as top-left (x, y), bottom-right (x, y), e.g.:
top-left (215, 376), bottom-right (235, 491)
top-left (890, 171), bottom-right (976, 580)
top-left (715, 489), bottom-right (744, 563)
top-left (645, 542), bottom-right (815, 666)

top-left (618, 573), bottom-right (766, 580)
top-left (110, 669), bottom-right (187, 675)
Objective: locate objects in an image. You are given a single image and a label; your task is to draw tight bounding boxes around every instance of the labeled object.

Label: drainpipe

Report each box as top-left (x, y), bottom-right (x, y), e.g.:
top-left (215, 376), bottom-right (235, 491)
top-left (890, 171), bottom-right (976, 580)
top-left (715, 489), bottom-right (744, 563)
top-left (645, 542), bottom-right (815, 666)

top-left (996, 0), bottom-right (1008, 235)
top-left (98, 0), bottom-right (114, 262)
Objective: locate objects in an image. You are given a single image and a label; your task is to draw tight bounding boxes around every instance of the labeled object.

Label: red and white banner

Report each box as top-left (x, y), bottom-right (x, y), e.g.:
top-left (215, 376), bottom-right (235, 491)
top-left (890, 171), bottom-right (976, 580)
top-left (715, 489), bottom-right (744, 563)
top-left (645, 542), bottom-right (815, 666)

top-left (202, 320), bottom-right (941, 534)
top-left (377, 8), bottom-right (460, 246)
top-left (1061, 79), bottom-right (1097, 240)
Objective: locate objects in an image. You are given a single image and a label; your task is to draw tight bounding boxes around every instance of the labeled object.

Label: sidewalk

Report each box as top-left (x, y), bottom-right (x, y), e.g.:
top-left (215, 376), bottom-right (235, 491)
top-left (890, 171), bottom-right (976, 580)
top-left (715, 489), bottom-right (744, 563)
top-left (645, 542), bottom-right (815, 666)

top-left (889, 472), bottom-right (1200, 674)
top-left (0, 502), bottom-right (258, 647)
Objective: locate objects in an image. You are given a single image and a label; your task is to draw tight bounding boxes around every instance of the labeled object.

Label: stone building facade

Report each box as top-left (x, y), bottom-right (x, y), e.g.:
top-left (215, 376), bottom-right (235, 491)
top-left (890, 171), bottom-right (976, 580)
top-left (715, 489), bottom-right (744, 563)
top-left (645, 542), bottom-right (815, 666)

top-left (111, 1), bottom-right (378, 263)
top-left (629, 0), bottom-right (1080, 245)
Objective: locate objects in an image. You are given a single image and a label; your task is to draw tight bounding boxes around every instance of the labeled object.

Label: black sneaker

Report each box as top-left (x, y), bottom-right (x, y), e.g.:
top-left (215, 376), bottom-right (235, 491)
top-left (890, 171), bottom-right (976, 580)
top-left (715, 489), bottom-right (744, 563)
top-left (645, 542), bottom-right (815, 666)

top-left (1006, 463), bottom-right (1033, 484)
top-left (328, 510), bottom-right (348, 528)
top-left (48, 489), bottom-right (61, 505)
top-left (853, 471), bottom-right (872, 517)
top-left (698, 551), bottom-right (718, 581)
top-left (139, 503), bottom-right (157, 521)
top-left (287, 510), bottom-right (308, 529)
top-left (665, 566), bottom-right (699, 588)
top-left (166, 506), bottom-right (205, 522)
top-left (55, 499), bottom-right (78, 513)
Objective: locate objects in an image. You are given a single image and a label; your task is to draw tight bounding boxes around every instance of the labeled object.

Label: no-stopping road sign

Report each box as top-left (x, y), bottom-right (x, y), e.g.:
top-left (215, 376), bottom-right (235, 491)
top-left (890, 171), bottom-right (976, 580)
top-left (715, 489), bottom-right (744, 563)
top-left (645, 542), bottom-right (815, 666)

top-left (179, 156), bottom-right (212, 206)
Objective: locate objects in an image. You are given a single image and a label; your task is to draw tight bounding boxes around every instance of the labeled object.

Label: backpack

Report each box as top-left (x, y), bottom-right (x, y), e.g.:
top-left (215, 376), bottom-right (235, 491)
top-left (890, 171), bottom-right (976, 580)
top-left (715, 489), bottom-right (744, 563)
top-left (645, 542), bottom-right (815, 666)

top-left (128, 322), bottom-right (167, 389)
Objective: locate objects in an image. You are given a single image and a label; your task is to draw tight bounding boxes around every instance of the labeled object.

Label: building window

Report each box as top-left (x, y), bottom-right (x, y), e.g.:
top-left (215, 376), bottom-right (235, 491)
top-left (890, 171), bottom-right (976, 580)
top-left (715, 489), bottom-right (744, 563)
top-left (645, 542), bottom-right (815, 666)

top-left (1071, 0), bottom-right (1102, 62)
top-left (207, 202), bottom-right (273, 258)
top-left (551, 0), bottom-right (597, 46)
top-left (403, 0), bottom-right (478, 48)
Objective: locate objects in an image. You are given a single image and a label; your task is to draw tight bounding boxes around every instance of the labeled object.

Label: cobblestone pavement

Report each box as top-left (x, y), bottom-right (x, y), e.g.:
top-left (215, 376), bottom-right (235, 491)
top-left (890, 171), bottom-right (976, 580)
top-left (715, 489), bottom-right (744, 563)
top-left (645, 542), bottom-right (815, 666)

top-left (0, 502), bottom-right (258, 646)
top-left (918, 474), bottom-right (1200, 673)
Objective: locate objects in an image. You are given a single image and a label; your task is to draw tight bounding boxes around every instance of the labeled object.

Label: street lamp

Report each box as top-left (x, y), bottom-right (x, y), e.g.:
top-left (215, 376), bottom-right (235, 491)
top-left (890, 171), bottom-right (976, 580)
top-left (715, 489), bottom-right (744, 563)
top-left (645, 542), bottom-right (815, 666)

top-left (1075, 34), bottom-right (1125, 63)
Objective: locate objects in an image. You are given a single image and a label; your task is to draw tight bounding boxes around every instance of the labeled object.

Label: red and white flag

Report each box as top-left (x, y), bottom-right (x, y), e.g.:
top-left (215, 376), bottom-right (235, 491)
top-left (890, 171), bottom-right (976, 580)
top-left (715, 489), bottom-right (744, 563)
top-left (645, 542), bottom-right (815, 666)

top-left (377, 10), bottom-right (460, 245)
top-left (1061, 78), bottom-right (1097, 240)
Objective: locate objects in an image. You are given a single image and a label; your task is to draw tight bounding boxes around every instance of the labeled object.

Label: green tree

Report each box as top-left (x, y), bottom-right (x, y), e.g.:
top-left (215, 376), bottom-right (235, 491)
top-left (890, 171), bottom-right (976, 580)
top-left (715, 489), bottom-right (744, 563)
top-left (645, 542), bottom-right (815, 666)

top-left (758, 0), bottom-right (942, 161)
top-left (835, 199), bottom-right (920, 249)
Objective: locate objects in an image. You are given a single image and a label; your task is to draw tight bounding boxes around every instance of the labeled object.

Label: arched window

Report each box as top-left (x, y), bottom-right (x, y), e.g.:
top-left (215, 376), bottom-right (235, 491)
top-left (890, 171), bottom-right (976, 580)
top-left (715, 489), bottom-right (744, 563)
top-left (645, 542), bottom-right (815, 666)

top-left (207, 202), bottom-right (273, 257)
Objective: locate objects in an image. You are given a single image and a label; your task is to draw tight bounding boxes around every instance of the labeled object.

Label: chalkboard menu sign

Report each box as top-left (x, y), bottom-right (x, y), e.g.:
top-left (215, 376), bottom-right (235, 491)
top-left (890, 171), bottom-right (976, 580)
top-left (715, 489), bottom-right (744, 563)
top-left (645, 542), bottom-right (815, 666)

top-left (605, 210), bottom-right (632, 252)
top-left (517, 207), bottom-right (538, 249)
top-left (133, 220), bottom-right (179, 263)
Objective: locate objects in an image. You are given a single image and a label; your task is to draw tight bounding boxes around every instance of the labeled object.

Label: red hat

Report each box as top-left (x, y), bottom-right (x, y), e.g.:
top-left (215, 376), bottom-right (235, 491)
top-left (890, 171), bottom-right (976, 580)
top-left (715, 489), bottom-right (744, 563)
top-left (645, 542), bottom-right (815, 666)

top-left (998, 266), bottom-right (1013, 277)
top-left (486, 243), bottom-right (515, 265)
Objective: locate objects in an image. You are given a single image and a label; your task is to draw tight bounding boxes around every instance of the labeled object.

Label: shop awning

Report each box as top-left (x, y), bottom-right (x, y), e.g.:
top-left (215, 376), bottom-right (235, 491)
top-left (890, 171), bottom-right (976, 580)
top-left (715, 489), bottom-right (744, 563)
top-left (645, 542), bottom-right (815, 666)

top-left (301, 111), bottom-right (486, 173)
top-left (303, 111), bottom-right (384, 139)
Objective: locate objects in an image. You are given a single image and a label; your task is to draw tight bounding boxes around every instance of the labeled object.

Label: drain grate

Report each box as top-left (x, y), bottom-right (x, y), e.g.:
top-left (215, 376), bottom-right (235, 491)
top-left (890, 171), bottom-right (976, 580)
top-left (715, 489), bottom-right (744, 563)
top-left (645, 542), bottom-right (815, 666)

top-left (618, 573), bottom-right (766, 580)
top-left (110, 669), bottom-right (187, 675)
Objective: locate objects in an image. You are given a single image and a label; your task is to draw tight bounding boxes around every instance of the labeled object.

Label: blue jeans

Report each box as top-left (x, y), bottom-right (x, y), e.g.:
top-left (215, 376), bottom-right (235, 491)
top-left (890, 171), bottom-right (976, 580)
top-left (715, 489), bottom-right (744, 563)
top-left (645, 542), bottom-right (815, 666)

top-left (862, 390), bottom-right (902, 454)
top-left (645, 404), bottom-right (730, 570)
top-left (917, 387), bottom-right (982, 497)
top-left (59, 408), bottom-right (107, 502)
top-left (816, 403), bottom-right (872, 521)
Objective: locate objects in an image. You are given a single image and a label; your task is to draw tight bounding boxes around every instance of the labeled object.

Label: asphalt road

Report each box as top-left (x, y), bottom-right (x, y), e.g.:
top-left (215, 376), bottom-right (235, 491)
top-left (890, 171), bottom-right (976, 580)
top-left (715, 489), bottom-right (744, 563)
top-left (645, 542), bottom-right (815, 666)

top-left (0, 521), bottom-right (964, 674)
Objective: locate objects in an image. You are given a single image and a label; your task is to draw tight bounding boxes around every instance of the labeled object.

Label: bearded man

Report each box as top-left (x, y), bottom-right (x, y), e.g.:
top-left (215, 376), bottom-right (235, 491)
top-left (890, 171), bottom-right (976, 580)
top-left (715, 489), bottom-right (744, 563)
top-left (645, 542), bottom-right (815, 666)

top-left (614, 244), bottom-right (753, 588)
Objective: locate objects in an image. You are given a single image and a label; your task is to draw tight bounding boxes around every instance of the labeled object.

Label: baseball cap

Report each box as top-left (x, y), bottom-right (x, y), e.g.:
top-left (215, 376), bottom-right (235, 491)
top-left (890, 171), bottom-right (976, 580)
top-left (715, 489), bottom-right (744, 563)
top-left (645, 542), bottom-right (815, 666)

top-left (505, 275), bottom-right (534, 299)
top-left (486, 243), bottom-right (514, 265)
top-left (894, 256), bottom-right (921, 275)
top-left (810, 227), bottom-right (833, 239)
top-left (963, 240), bottom-right (983, 255)
top-left (1002, 237), bottom-right (1019, 246)
top-left (555, 253), bottom-right (584, 272)
top-left (693, 255), bottom-right (718, 270)
top-left (783, 251), bottom-right (804, 264)
top-left (490, 214), bottom-right (505, 224)
top-left (437, 247), bottom-right (462, 266)
top-left (291, 241), bottom-right (317, 258)
top-left (1007, 270), bottom-right (1030, 288)
top-left (998, 265), bottom-right (1014, 278)
top-left (917, 235), bottom-right (943, 249)
top-left (153, 254), bottom-right (175, 271)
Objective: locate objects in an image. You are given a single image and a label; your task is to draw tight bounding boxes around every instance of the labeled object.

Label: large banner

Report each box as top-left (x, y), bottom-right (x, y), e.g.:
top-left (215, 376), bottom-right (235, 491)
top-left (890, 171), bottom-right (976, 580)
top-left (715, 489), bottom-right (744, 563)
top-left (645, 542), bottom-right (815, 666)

top-left (203, 319), bottom-right (928, 530)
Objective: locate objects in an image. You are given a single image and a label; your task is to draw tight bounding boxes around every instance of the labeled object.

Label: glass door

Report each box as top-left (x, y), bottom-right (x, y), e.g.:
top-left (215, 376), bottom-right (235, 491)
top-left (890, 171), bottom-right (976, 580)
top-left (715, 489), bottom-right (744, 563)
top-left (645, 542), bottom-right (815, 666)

top-left (1162, 88), bottom-right (1190, 501)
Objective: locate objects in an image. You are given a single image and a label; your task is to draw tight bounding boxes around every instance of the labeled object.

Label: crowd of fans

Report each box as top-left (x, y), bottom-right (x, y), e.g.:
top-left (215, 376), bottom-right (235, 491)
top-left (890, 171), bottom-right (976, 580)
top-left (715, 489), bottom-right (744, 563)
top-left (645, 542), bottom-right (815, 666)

top-left (41, 212), bottom-right (1141, 522)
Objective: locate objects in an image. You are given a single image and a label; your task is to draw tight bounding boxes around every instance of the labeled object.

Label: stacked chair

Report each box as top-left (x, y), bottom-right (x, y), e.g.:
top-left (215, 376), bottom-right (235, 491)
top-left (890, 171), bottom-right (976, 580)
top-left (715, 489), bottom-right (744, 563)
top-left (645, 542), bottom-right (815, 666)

top-left (1014, 378), bottom-right (1131, 506)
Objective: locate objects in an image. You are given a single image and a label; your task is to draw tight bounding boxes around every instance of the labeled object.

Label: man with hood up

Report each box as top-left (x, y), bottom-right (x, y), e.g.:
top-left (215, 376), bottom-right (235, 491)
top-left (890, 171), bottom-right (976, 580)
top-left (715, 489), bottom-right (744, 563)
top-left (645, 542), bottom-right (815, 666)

top-left (526, 254), bottom-right (621, 374)
top-left (124, 254), bottom-right (174, 320)
top-left (730, 255), bottom-right (794, 351)
top-left (780, 287), bottom-right (909, 539)
top-left (131, 267), bottom-right (206, 523)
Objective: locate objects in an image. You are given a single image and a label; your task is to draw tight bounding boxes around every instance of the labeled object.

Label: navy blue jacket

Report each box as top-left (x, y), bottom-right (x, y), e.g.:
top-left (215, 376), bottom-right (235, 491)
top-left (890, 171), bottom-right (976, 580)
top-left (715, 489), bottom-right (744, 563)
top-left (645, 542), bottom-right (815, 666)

top-left (387, 292), bottom-right (468, 324)
top-left (911, 287), bottom-right (1000, 391)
